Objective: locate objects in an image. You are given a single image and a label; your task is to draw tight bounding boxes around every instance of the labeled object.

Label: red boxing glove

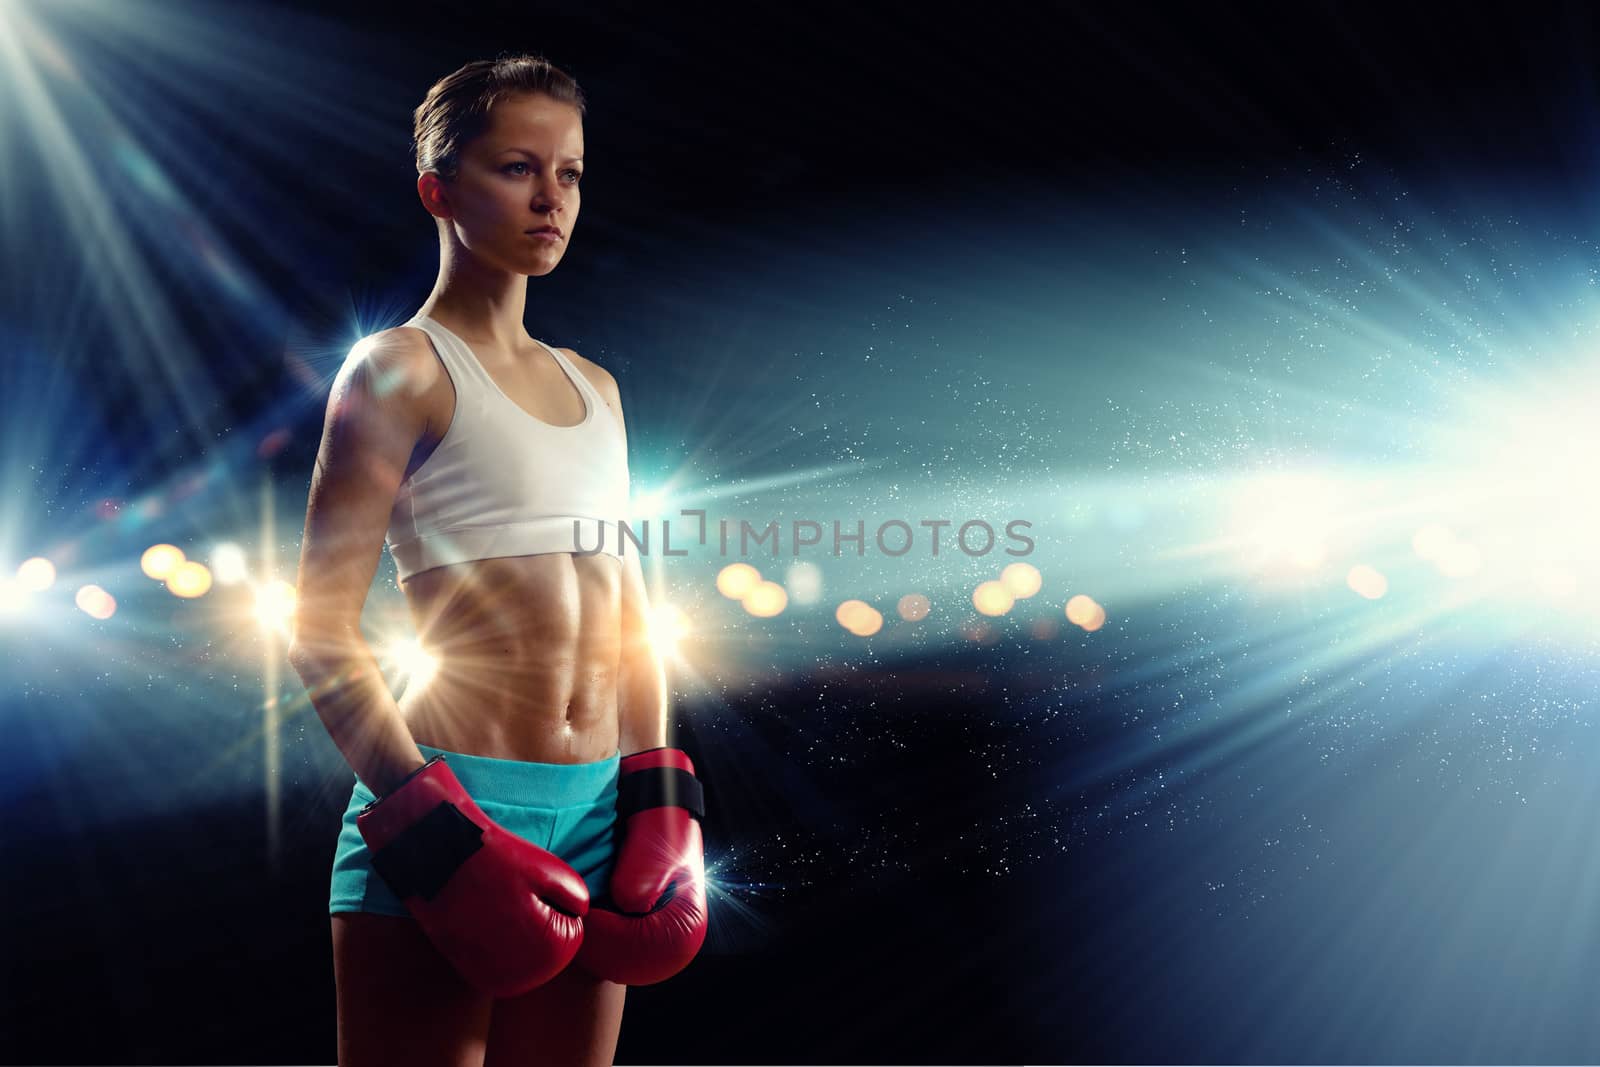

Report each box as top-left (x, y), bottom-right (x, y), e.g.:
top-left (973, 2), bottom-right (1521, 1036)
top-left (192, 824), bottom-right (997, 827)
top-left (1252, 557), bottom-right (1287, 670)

top-left (576, 746), bottom-right (708, 986)
top-left (356, 754), bottom-right (589, 998)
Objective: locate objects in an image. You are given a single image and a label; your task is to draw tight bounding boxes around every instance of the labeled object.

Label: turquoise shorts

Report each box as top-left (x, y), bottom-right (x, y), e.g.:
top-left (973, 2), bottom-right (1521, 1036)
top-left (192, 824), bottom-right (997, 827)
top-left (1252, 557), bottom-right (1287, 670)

top-left (330, 742), bottom-right (621, 918)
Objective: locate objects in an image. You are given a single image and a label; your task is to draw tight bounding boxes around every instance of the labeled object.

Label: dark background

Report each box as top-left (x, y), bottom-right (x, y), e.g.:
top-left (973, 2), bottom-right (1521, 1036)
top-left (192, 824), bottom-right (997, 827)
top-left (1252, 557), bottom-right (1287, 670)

top-left (5, 1), bottom-right (1600, 1063)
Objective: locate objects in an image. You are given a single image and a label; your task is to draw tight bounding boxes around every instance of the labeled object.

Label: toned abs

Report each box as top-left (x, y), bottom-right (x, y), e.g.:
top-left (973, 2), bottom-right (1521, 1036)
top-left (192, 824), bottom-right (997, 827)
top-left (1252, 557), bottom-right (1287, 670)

top-left (389, 324), bottom-right (626, 766)
top-left (396, 553), bottom-right (624, 765)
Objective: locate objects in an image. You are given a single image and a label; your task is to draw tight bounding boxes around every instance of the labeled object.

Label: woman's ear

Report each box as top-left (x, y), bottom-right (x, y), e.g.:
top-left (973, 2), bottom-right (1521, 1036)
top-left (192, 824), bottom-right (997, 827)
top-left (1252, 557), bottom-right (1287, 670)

top-left (417, 172), bottom-right (453, 220)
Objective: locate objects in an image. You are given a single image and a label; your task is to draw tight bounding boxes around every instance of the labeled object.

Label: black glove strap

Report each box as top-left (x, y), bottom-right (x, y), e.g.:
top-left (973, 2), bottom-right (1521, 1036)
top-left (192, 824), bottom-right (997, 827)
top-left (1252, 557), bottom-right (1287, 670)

top-left (618, 766), bottom-right (705, 821)
top-left (368, 801), bottom-right (485, 902)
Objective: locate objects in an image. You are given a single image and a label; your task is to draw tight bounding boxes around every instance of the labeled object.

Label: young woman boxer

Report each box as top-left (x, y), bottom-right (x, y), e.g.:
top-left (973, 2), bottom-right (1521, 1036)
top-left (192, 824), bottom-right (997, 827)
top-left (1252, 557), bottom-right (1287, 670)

top-left (289, 53), bottom-right (707, 1066)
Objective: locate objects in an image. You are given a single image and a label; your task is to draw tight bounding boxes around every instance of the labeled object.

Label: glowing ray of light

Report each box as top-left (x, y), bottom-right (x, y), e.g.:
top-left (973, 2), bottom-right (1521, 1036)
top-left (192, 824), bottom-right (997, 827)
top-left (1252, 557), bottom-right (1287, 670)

top-left (0, 1), bottom-right (223, 458)
top-left (258, 474), bottom-right (282, 872)
top-left (638, 460), bottom-right (884, 513)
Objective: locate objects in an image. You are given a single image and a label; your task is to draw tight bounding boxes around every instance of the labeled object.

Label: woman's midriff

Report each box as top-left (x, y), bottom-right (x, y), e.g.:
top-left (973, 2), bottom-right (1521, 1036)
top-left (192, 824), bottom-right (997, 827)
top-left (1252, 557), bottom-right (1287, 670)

top-left (394, 552), bottom-right (624, 765)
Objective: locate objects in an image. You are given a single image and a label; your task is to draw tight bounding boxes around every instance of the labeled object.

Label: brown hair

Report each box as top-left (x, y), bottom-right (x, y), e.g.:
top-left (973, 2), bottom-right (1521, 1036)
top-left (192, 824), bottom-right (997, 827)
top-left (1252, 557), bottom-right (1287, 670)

top-left (412, 52), bottom-right (586, 182)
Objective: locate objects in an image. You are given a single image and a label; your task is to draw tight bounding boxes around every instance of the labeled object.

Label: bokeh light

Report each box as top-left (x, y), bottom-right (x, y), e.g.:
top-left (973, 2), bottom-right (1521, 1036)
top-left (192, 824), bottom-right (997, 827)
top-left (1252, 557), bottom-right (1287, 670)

top-left (210, 542), bottom-right (249, 585)
top-left (140, 544), bottom-right (185, 580)
top-left (835, 599), bottom-right (882, 636)
top-left (1000, 562), bottom-right (1042, 598)
top-left (897, 593), bottom-right (931, 622)
top-left (972, 580), bottom-right (1014, 617)
top-left (16, 557), bottom-right (55, 591)
top-left (1347, 563), bottom-right (1388, 600)
top-left (743, 580), bottom-right (788, 617)
top-left (716, 562), bottom-right (761, 600)
top-left (836, 599), bottom-right (871, 631)
top-left (166, 561), bottom-right (212, 598)
top-left (784, 561), bottom-right (823, 605)
top-left (74, 584), bottom-right (116, 619)
top-left (850, 608), bottom-right (883, 637)
top-left (1066, 593), bottom-right (1105, 629)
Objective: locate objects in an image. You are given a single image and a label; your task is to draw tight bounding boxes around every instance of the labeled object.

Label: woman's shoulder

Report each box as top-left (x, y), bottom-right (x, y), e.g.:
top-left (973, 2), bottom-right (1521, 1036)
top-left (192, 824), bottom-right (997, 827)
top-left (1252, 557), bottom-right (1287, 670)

top-left (556, 345), bottom-right (618, 398)
top-left (337, 326), bottom-right (451, 427)
top-left (347, 325), bottom-right (447, 383)
top-left (362, 323), bottom-right (437, 359)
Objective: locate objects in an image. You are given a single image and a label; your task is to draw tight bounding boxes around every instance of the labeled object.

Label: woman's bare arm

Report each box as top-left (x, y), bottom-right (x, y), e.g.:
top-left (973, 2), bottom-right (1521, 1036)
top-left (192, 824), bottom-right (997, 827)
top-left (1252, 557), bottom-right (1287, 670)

top-left (578, 356), bottom-right (668, 756)
top-left (287, 328), bottom-right (440, 797)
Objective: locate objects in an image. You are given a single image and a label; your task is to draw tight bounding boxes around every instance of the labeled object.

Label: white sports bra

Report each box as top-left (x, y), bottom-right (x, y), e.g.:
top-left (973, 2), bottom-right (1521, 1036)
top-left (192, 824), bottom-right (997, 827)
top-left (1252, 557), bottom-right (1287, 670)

top-left (382, 313), bottom-right (630, 582)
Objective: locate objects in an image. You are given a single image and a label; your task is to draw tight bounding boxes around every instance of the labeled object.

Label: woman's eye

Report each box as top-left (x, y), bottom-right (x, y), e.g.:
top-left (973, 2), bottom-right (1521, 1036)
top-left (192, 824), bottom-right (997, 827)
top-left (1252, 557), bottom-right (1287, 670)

top-left (503, 163), bottom-right (580, 183)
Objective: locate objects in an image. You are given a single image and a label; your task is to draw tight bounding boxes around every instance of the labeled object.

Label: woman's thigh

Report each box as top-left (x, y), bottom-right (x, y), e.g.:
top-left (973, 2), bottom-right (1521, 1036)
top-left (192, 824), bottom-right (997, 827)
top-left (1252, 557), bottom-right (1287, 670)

top-left (332, 912), bottom-right (495, 1067)
top-left (485, 964), bottom-right (626, 1067)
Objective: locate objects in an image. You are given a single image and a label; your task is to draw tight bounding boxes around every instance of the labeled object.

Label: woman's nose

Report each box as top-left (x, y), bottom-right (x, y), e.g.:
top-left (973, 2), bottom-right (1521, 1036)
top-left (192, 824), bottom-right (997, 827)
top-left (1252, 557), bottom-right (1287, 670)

top-left (532, 175), bottom-right (565, 210)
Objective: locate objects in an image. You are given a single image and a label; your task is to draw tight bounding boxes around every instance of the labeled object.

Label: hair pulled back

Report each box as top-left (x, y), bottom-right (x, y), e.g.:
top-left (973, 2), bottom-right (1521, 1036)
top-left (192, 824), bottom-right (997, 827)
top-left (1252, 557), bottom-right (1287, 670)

top-left (413, 52), bottom-right (585, 182)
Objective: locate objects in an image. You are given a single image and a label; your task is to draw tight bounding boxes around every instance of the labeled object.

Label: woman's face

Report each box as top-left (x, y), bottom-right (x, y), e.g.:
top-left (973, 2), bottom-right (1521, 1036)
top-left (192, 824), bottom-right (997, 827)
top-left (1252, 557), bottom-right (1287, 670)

top-left (423, 92), bottom-right (584, 277)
